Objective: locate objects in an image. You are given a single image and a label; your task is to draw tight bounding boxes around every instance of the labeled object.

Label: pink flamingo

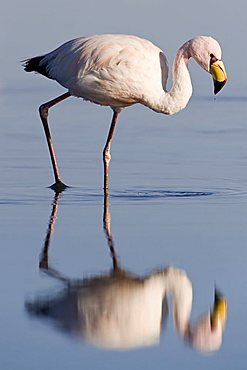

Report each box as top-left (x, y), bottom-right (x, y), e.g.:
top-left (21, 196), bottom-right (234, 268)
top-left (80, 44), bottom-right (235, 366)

top-left (24, 34), bottom-right (227, 192)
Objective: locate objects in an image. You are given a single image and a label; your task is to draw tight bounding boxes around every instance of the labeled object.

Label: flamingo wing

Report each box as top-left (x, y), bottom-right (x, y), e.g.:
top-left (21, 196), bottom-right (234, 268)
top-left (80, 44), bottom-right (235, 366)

top-left (24, 35), bottom-right (169, 108)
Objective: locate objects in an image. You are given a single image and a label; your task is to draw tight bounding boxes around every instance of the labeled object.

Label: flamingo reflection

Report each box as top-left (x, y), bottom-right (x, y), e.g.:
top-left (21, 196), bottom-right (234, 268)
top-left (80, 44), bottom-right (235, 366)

top-left (26, 191), bottom-right (226, 352)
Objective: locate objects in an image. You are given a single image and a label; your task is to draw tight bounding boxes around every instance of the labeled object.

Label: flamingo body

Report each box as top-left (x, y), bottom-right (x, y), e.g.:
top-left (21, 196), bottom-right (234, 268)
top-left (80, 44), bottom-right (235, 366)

top-left (26, 34), bottom-right (170, 112)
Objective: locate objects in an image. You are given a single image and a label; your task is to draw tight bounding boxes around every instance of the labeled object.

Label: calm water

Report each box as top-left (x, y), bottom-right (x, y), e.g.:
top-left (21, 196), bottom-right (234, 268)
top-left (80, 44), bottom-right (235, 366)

top-left (1, 87), bottom-right (247, 369)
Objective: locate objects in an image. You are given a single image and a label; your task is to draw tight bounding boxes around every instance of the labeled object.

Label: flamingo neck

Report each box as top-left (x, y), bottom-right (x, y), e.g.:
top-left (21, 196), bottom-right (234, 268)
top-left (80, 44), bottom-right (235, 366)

top-left (160, 268), bottom-right (193, 334)
top-left (146, 48), bottom-right (193, 115)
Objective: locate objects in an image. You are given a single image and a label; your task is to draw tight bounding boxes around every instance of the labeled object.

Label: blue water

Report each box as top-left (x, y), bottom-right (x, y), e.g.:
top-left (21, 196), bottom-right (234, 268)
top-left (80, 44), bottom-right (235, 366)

top-left (0, 86), bottom-right (247, 369)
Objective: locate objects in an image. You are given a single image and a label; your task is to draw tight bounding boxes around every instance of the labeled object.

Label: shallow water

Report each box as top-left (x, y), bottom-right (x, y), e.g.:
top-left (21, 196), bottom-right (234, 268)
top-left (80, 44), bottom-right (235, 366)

top-left (1, 87), bottom-right (247, 369)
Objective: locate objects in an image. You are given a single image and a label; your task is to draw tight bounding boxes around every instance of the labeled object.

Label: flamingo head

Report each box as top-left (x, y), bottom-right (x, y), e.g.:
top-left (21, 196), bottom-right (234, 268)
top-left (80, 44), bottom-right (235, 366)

top-left (189, 288), bottom-right (227, 352)
top-left (185, 36), bottom-right (227, 94)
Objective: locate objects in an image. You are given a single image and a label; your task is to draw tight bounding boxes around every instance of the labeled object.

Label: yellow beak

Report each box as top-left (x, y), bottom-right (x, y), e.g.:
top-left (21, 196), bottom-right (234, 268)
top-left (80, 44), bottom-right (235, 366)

top-left (211, 289), bottom-right (227, 330)
top-left (210, 60), bottom-right (227, 94)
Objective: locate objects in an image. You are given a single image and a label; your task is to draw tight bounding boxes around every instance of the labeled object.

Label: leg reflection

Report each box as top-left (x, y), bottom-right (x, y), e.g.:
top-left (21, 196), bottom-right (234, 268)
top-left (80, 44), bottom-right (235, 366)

top-left (103, 189), bottom-right (119, 271)
top-left (39, 192), bottom-right (69, 284)
top-left (40, 192), bottom-right (60, 270)
top-left (39, 189), bottom-right (120, 279)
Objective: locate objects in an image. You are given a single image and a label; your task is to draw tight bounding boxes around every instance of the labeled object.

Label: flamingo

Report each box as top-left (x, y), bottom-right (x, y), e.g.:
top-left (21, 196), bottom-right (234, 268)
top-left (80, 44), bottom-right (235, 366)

top-left (23, 34), bottom-right (227, 192)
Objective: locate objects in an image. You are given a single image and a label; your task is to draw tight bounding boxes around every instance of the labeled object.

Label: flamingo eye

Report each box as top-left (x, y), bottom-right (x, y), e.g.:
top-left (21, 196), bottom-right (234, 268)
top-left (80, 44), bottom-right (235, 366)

top-left (210, 53), bottom-right (218, 66)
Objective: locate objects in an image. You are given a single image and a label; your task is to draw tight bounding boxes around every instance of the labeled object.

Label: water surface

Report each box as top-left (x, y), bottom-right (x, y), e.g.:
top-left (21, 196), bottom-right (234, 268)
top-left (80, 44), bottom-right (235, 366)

top-left (1, 87), bottom-right (247, 369)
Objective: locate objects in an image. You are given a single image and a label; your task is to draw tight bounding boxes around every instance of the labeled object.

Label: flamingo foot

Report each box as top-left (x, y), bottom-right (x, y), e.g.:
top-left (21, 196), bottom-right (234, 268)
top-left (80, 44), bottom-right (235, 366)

top-left (49, 180), bottom-right (68, 193)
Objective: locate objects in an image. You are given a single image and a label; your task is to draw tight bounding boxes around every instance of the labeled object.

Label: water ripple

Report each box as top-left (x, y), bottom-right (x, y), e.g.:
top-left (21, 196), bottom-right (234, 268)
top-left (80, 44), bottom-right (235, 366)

top-left (1, 185), bottom-right (247, 205)
top-left (111, 186), bottom-right (247, 203)
top-left (112, 189), bottom-right (214, 200)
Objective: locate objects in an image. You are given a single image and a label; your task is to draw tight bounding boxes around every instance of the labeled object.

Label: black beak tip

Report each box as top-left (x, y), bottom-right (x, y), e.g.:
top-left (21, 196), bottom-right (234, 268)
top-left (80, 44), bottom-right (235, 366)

top-left (214, 285), bottom-right (224, 301)
top-left (214, 79), bottom-right (227, 95)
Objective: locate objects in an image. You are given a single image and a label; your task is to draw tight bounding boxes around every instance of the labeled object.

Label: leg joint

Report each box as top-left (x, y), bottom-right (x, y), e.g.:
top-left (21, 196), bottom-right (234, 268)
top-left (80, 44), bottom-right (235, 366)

top-left (39, 104), bottom-right (49, 119)
top-left (103, 148), bottom-right (111, 164)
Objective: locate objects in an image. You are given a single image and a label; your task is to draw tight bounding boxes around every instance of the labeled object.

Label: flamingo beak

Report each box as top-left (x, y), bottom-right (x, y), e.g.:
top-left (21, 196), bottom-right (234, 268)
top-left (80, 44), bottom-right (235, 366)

top-left (210, 288), bottom-right (227, 330)
top-left (210, 58), bottom-right (227, 95)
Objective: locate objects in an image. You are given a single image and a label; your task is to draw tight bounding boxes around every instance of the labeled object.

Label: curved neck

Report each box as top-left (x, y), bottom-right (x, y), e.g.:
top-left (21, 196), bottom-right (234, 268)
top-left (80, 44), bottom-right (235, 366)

top-left (167, 49), bottom-right (193, 114)
top-left (164, 268), bottom-right (193, 334)
top-left (152, 268), bottom-right (224, 352)
top-left (145, 48), bottom-right (193, 115)
top-left (151, 268), bottom-right (193, 334)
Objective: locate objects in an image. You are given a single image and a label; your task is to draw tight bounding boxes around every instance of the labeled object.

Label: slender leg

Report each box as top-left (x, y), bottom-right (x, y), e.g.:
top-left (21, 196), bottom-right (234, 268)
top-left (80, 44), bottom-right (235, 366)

top-left (103, 111), bottom-right (119, 191)
top-left (39, 91), bottom-right (71, 192)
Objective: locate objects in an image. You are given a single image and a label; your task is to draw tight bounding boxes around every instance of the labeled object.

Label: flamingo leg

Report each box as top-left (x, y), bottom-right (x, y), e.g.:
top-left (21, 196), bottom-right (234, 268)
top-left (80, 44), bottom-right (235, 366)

top-left (103, 111), bottom-right (119, 191)
top-left (39, 91), bottom-right (71, 192)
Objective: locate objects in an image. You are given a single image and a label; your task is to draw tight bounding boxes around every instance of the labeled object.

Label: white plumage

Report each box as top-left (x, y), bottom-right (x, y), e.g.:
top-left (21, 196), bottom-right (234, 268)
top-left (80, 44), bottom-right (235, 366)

top-left (32, 35), bottom-right (169, 110)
